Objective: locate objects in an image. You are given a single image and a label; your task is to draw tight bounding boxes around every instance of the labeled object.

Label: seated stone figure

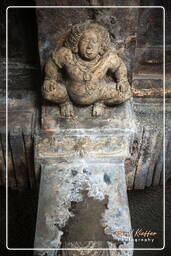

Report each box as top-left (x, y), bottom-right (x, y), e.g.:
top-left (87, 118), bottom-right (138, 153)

top-left (42, 22), bottom-right (132, 116)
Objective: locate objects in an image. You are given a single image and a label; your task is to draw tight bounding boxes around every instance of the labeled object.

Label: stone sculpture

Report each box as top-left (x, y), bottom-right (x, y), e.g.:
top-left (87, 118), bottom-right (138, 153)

top-left (42, 22), bottom-right (132, 116)
top-left (35, 21), bottom-right (134, 256)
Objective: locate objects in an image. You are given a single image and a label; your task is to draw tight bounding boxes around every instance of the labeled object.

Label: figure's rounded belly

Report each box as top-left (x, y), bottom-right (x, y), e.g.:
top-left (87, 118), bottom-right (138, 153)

top-left (67, 81), bottom-right (100, 105)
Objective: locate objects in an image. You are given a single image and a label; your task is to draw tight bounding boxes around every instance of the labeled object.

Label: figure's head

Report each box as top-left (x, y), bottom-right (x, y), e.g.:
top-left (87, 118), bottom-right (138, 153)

top-left (78, 29), bottom-right (100, 60)
top-left (64, 22), bottom-right (111, 59)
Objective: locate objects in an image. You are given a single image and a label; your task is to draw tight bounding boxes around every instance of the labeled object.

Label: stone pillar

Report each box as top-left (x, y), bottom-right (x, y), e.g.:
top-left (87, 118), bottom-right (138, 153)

top-left (34, 102), bottom-right (135, 255)
top-left (34, 4), bottom-right (137, 255)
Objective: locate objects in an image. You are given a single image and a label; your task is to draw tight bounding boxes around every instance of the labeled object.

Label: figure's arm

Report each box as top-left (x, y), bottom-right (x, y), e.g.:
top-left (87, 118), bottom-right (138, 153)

top-left (109, 53), bottom-right (131, 93)
top-left (42, 49), bottom-right (74, 117)
top-left (115, 57), bottom-right (131, 92)
top-left (42, 54), bottom-right (68, 104)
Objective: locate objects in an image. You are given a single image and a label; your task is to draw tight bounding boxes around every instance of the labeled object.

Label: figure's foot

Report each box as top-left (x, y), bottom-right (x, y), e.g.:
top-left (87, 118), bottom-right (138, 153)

top-left (92, 102), bottom-right (105, 117)
top-left (60, 102), bottom-right (74, 117)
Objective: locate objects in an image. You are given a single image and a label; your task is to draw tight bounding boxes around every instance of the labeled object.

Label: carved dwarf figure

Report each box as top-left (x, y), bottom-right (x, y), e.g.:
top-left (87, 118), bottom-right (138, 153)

top-left (42, 22), bottom-right (132, 116)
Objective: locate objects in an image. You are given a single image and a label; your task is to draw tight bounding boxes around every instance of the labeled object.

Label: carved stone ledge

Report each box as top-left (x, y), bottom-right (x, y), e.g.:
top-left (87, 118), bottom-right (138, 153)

top-left (41, 101), bottom-right (135, 135)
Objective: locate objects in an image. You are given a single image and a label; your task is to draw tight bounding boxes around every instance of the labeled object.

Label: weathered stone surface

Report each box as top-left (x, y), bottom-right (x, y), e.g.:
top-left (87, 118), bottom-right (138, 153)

top-left (132, 100), bottom-right (171, 189)
top-left (136, 7), bottom-right (163, 48)
top-left (132, 88), bottom-right (171, 98)
top-left (1, 136), bottom-right (17, 189)
top-left (0, 58), bottom-right (40, 90)
top-left (133, 128), bottom-right (161, 189)
top-left (152, 151), bottom-right (163, 187)
top-left (35, 0), bottom-right (139, 73)
top-left (41, 101), bottom-right (135, 134)
top-left (34, 3), bottom-right (170, 199)
top-left (0, 88), bottom-right (38, 189)
top-left (140, 0), bottom-right (170, 45)
top-left (39, 79), bottom-right (170, 193)
top-left (35, 4), bottom-right (139, 83)
top-left (0, 135), bottom-right (6, 187)
top-left (35, 134), bottom-right (130, 162)
top-left (0, 1), bottom-right (170, 195)
top-left (0, 90), bottom-right (38, 135)
top-left (35, 4), bottom-right (94, 65)
top-left (1, 4), bottom-right (169, 191)
top-left (34, 162), bottom-right (133, 254)
top-left (42, 22), bottom-right (132, 117)
top-left (132, 46), bottom-right (171, 94)
top-left (165, 128), bottom-right (171, 182)
top-left (0, 3), bottom-right (40, 189)
top-left (0, 133), bottom-right (37, 190)
top-left (34, 100), bottom-right (135, 254)
top-left (10, 135), bottom-right (29, 188)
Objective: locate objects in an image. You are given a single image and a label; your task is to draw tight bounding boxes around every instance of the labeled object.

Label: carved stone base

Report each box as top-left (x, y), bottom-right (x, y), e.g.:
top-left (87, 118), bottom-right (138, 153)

top-left (34, 101), bottom-right (135, 255)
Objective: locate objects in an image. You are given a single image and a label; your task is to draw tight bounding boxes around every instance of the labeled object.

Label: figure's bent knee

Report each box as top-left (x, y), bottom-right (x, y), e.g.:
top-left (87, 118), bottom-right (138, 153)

top-left (42, 80), bottom-right (68, 104)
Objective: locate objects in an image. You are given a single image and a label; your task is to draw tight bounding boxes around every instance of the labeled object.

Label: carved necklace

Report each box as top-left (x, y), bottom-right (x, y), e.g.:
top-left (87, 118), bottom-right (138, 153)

top-left (73, 53), bottom-right (102, 95)
top-left (74, 53), bottom-right (101, 81)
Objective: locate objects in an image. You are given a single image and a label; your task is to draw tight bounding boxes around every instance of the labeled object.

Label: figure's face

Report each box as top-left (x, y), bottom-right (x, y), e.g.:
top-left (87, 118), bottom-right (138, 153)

top-left (78, 30), bottom-right (100, 60)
